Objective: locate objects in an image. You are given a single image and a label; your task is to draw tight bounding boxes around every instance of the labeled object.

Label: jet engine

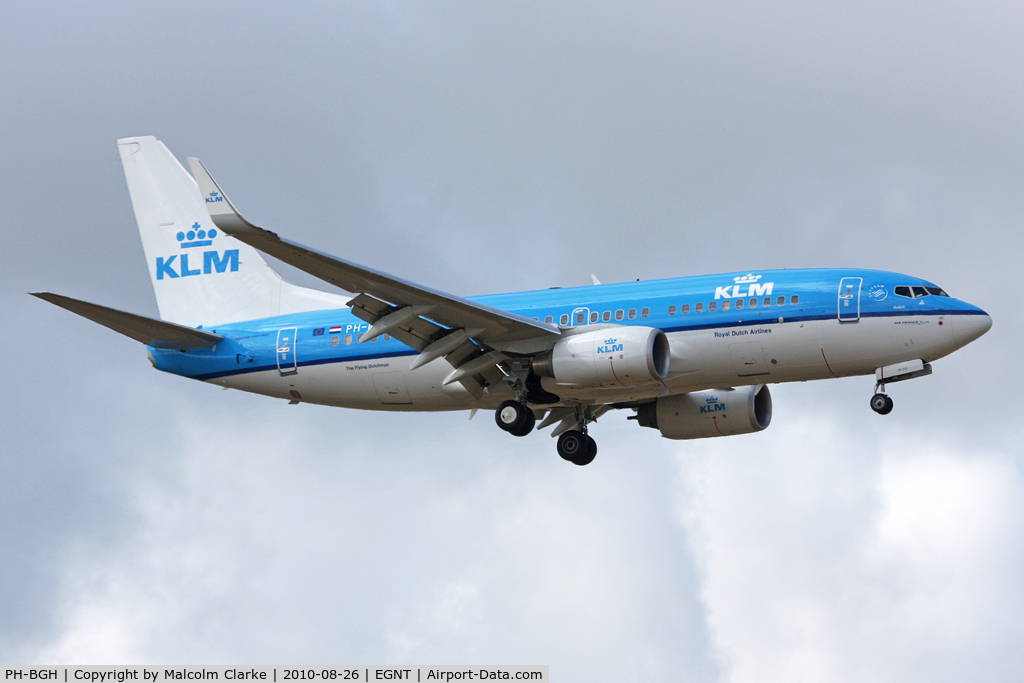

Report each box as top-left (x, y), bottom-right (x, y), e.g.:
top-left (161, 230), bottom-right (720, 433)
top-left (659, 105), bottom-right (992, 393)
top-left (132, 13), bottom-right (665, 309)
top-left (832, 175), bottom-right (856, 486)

top-left (532, 326), bottom-right (670, 389)
top-left (633, 385), bottom-right (772, 440)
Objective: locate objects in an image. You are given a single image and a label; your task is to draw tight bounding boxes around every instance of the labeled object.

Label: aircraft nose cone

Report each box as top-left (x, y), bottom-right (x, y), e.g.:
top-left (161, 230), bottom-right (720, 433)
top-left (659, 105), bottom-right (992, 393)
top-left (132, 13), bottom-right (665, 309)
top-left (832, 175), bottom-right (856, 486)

top-left (953, 311), bottom-right (992, 346)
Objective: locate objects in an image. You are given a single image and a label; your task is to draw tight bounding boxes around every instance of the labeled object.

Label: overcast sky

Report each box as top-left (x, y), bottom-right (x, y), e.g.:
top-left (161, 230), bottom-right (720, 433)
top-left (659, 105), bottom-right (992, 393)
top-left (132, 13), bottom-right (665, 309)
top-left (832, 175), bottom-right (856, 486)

top-left (2, 1), bottom-right (1022, 680)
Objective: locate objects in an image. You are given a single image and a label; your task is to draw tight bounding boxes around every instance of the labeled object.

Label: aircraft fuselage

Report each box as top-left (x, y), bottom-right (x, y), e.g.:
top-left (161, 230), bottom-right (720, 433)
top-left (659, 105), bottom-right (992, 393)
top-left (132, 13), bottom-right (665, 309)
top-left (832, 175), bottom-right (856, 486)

top-left (148, 267), bottom-right (990, 411)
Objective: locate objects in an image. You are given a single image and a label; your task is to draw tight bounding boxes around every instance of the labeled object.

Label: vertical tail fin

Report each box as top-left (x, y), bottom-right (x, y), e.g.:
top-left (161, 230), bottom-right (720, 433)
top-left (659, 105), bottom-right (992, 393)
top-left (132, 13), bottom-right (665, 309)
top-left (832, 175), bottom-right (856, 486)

top-left (118, 136), bottom-right (346, 327)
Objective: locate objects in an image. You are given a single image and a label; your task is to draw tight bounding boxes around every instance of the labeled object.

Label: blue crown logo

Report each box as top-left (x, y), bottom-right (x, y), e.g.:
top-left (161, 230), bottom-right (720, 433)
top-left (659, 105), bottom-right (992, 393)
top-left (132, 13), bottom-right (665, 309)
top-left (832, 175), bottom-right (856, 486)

top-left (706, 396), bottom-right (719, 404)
top-left (176, 222), bottom-right (217, 249)
top-left (604, 338), bottom-right (618, 344)
top-left (734, 273), bottom-right (762, 284)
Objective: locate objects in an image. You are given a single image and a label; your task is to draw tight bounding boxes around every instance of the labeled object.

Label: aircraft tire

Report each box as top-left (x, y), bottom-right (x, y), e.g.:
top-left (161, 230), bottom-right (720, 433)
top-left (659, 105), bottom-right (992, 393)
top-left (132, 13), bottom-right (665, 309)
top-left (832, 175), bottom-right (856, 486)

top-left (557, 430), bottom-right (586, 462)
top-left (496, 400), bottom-right (529, 432)
top-left (870, 393), bottom-right (894, 415)
top-left (557, 430), bottom-right (596, 465)
top-left (508, 409), bottom-right (536, 437)
top-left (575, 436), bottom-right (598, 466)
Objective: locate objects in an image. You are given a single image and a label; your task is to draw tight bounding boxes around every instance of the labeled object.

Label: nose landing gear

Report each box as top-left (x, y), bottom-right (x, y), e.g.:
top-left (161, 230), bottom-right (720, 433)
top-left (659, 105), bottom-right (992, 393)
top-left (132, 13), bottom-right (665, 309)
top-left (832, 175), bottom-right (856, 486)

top-left (870, 378), bottom-right (894, 415)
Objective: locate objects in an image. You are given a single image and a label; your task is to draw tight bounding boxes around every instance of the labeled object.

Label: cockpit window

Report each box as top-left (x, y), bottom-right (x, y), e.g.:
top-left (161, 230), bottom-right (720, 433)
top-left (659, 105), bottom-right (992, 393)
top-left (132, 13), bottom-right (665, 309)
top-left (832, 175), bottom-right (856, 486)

top-left (895, 285), bottom-right (950, 299)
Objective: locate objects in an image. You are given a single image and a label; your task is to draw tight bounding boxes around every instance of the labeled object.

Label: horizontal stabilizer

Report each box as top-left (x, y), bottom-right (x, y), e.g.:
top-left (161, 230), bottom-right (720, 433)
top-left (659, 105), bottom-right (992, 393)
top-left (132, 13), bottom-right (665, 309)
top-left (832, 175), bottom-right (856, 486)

top-left (31, 292), bottom-right (223, 350)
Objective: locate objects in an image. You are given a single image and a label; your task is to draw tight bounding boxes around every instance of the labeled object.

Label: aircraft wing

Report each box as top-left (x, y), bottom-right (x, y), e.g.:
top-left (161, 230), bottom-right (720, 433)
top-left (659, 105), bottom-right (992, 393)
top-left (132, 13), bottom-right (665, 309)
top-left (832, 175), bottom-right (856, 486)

top-left (188, 157), bottom-right (557, 344)
top-left (32, 292), bottom-right (223, 350)
top-left (188, 157), bottom-right (561, 393)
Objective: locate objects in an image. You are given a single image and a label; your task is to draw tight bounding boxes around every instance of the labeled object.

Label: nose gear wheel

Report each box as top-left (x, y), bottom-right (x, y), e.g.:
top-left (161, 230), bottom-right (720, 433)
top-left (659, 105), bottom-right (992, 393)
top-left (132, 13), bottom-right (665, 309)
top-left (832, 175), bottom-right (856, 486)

top-left (870, 393), bottom-right (894, 415)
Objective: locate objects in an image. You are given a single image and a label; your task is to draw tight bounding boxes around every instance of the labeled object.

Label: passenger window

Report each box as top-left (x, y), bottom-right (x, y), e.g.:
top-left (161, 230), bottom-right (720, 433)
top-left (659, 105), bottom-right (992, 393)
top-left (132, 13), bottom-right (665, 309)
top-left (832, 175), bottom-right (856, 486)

top-left (344, 334), bottom-right (352, 345)
top-left (777, 296), bottom-right (785, 306)
top-left (576, 312), bottom-right (586, 324)
top-left (722, 300), bottom-right (731, 311)
top-left (560, 314), bottom-right (569, 325)
top-left (790, 295), bottom-right (799, 305)
top-left (383, 334), bottom-right (391, 341)
top-left (544, 315), bottom-right (553, 324)
top-left (764, 297), bottom-right (771, 307)
top-left (641, 307), bottom-right (650, 318)
top-left (628, 309), bottom-right (637, 320)
top-left (668, 305), bottom-right (676, 316)
top-left (371, 336), bottom-right (378, 343)
top-left (331, 336), bottom-right (340, 347)
top-left (749, 298), bottom-right (757, 308)
top-left (603, 310), bottom-right (611, 322)
top-left (615, 309), bottom-right (624, 321)
top-left (695, 302), bottom-right (703, 313)
top-left (912, 286), bottom-right (928, 298)
top-left (709, 301), bottom-right (717, 312)
top-left (682, 304), bottom-right (690, 314)
top-left (590, 311), bottom-right (599, 323)
top-left (735, 299), bottom-right (744, 310)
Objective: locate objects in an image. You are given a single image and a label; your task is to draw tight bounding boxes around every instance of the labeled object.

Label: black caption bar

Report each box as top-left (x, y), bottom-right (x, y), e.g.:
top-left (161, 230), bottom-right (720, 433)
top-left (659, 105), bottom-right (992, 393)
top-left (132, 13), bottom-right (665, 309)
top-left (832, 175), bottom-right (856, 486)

top-left (2, 667), bottom-right (548, 683)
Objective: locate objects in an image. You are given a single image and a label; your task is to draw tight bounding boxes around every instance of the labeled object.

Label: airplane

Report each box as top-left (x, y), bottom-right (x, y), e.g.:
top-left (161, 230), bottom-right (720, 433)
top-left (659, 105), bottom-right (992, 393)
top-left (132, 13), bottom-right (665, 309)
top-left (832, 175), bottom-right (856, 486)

top-left (32, 136), bottom-right (992, 466)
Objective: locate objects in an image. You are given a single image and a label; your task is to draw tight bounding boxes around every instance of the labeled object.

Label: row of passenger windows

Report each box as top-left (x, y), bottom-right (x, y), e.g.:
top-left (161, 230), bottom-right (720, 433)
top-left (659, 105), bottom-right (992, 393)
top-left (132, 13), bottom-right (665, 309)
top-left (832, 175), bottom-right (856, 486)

top-left (329, 333), bottom-right (392, 347)
top-left (531, 295), bottom-right (801, 326)
top-left (670, 294), bottom-right (799, 315)
top-left (894, 285), bottom-right (949, 299)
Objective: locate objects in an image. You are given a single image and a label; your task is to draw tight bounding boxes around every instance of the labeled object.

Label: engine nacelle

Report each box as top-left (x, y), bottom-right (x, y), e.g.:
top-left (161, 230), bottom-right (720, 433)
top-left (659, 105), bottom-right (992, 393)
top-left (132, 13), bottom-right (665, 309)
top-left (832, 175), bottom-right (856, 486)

top-left (533, 326), bottom-right (670, 389)
top-left (634, 385), bottom-right (772, 440)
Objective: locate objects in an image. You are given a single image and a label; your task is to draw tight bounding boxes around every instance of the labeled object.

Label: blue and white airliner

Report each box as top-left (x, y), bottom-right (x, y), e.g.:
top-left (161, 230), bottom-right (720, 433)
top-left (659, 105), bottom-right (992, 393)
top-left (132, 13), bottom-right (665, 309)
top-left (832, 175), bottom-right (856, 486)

top-left (33, 136), bottom-right (992, 465)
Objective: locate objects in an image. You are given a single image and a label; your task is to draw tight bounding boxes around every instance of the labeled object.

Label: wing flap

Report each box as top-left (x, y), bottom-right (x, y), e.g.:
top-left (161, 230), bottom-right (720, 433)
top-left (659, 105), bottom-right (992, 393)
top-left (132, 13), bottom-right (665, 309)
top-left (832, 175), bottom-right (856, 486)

top-left (32, 292), bottom-right (223, 350)
top-left (348, 293), bottom-right (447, 352)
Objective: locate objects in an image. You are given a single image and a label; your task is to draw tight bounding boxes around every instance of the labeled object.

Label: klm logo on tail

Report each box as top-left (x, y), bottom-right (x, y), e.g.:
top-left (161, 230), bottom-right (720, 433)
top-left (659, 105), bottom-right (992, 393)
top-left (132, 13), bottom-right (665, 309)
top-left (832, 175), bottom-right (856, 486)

top-left (156, 222), bottom-right (238, 280)
top-left (176, 222), bottom-right (216, 248)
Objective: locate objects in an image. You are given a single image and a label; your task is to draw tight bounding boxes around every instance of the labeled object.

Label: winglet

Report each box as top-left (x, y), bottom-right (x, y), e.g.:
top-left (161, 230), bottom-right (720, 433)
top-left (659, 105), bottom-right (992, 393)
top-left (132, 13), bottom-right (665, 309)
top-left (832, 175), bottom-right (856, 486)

top-left (187, 157), bottom-right (267, 238)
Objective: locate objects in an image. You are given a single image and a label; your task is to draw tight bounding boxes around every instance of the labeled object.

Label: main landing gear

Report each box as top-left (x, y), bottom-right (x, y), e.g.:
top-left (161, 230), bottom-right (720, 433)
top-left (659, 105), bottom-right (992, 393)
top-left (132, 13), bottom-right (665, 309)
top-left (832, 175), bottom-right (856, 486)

top-left (494, 400), bottom-right (599, 466)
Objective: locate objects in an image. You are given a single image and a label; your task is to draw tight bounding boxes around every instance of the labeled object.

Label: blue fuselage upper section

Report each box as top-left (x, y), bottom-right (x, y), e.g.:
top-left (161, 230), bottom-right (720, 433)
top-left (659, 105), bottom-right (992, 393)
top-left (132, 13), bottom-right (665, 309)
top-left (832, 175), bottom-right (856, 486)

top-left (149, 267), bottom-right (988, 382)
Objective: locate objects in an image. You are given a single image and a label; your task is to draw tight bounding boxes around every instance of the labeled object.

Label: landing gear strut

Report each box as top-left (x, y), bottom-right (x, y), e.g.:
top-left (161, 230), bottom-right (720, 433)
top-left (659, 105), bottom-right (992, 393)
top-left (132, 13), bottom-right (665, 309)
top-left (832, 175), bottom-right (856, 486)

top-left (495, 400), bottom-right (535, 436)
